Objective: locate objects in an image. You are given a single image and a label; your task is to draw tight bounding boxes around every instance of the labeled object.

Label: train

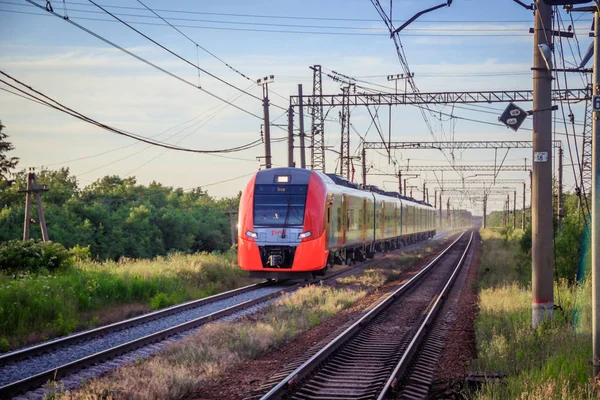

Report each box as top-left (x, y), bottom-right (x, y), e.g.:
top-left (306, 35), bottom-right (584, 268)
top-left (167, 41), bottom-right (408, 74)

top-left (237, 167), bottom-right (443, 280)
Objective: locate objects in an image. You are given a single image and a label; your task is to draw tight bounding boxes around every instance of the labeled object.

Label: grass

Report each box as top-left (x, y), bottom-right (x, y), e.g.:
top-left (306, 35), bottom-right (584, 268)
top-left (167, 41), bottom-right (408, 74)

top-left (471, 228), bottom-right (596, 399)
top-left (0, 251), bottom-right (253, 351)
top-left (51, 239), bottom-right (446, 399)
top-left (53, 284), bottom-right (366, 400)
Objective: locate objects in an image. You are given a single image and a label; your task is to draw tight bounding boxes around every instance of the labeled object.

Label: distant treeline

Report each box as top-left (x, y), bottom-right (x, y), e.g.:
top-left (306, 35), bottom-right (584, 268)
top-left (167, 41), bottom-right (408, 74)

top-left (0, 168), bottom-right (239, 260)
top-left (486, 192), bottom-right (589, 282)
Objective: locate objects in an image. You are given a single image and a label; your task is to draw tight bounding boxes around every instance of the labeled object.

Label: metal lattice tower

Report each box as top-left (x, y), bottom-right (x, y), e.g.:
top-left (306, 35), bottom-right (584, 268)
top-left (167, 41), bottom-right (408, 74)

top-left (310, 65), bottom-right (325, 172)
top-left (339, 86), bottom-right (350, 179)
top-left (581, 83), bottom-right (593, 202)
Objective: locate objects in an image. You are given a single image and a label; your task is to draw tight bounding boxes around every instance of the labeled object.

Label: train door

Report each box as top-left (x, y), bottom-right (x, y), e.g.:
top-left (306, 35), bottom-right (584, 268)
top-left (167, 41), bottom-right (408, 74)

top-left (360, 198), bottom-right (367, 242)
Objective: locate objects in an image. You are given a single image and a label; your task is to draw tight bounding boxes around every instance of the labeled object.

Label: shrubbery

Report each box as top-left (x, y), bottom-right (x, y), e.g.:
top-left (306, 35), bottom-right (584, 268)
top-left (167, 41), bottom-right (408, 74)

top-left (0, 239), bottom-right (75, 273)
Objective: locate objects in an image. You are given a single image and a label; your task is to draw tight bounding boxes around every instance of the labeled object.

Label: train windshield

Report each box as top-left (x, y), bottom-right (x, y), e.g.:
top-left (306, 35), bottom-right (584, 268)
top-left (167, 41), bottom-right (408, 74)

top-left (253, 184), bottom-right (308, 226)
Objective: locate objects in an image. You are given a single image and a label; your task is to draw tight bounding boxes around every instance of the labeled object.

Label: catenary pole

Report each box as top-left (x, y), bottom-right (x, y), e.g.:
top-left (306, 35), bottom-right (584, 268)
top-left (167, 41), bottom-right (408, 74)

top-left (288, 106), bottom-right (294, 167)
top-left (522, 182), bottom-right (526, 230)
top-left (298, 84), bottom-right (306, 169)
top-left (558, 146), bottom-right (564, 231)
top-left (592, 4), bottom-right (600, 379)
top-left (532, 1), bottom-right (554, 327)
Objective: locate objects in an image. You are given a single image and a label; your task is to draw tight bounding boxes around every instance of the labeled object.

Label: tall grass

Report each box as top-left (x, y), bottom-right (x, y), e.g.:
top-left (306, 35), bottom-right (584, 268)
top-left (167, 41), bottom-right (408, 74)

top-left (472, 228), bottom-right (596, 399)
top-left (0, 251), bottom-right (252, 350)
top-left (55, 285), bottom-right (365, 400)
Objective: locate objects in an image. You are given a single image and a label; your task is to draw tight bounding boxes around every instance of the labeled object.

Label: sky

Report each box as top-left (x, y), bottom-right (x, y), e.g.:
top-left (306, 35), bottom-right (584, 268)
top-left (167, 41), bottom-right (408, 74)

top-left (0, 0), bottom-right (594, 215)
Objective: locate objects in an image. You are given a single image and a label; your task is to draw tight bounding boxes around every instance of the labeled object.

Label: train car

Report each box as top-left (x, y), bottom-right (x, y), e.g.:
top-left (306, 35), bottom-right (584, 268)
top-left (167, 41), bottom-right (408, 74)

top-left (238, 167), bottom-right (436, 280)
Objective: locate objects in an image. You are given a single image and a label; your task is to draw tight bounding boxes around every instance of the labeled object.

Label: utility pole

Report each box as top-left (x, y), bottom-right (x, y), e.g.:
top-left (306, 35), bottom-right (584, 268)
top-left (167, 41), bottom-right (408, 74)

top-left (423, 182), bottom-right (426, 202)
top-left (439, 192), bottom-right (442, 228)
top-left (522, 182), bottom-right (526, 230)
top-left (226, 200), bottom-right (238, 246)
top-left (257, 75), bottom-right (274, 169)
top-left (404, 179), bottom-right (407, 196)
top-left (362, 146), bottom-right (367, 187)
top-left (340, 86), bottom-right (351, 179)
top-left (483, 195), bottom-right (487, 229)
top-left (310, 65), bottom-right (325, 172)
top-left (434, 190), bottom-right (437, 208)
top-left (398, 170), bottom-right (402, 193)
top-left (513, 190), bottom-right (517, 230)
top-left (592, 3), bottom-right (600, 379)
top-left (558, 146), bottom-right (564, 231)
top-left (298, 84), bottom-right (306, 169)
top-left (21, 169), bottom-right (49, 241)
top-left (288, 106), bottom-right (294, 167)
top-left (532, 1), bottom-right (554, 327)
top-left (446, 198), bottom-right (450, 228)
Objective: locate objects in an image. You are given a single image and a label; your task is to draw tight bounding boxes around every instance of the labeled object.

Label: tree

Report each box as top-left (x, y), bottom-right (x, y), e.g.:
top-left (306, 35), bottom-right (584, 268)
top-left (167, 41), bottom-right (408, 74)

top-left (0, 121), bottom-right (19, 182)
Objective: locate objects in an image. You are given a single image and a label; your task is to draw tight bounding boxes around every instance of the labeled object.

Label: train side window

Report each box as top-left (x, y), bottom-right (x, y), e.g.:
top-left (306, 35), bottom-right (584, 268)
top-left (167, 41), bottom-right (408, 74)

top-left (327, 207), bottom-right (331, 224)
top-left (337, 207), bottom-right (342, 231)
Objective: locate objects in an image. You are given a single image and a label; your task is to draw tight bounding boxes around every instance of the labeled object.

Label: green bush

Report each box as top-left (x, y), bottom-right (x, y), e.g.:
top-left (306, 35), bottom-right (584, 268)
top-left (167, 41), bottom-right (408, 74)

top-left (0, 240), bottom-right (75, 273)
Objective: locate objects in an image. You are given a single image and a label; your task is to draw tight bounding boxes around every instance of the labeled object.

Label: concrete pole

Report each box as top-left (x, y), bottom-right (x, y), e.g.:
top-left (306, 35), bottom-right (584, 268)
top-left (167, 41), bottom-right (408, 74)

top-left (532, 1), bottom-right (554, 327)
top-left (22, 171), bottom-right (32, 241)
top-left (522, 182), bottom-right (526, 230)
top-left (362, 146), bottom-right (367, 187)
top-left (483, 195), bottom-right (487, 229)
top-left (262, 86), bottom-right (272, 169)
top-left (439, 193), bottom-right (442, 228)
top-left (434, 190), bottom-right (437, 208)
top-left (298, 84), bottom-right (306, 169)
top-left (513, 190), bottom-right (517, 230)
top-left (287, 106), bottom-right (294, 167)
top-left (592, 7), bottom-right (600, 379)
top-left (558, 146), bottom-right (564, 231)
top-left (423, 182), bottom-right (426, 202)
top-left (446, 198), bottom-right (450, 228)
top-left (398, 170), bottom-right (402, 194)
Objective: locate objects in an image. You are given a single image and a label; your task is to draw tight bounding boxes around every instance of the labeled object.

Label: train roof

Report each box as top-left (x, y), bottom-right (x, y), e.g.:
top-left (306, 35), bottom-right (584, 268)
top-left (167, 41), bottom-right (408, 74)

top-left (254, 168), bottom-right (434, 208)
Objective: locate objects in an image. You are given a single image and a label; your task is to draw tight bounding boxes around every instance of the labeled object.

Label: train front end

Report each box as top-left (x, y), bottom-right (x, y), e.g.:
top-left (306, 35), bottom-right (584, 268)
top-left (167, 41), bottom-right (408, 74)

top-left (238, 168), bottom-right (328, 280)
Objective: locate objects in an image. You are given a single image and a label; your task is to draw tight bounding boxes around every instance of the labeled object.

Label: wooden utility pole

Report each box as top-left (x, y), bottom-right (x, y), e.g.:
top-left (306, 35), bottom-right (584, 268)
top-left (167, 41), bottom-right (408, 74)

top-left (21, 169), bottom-right (49, 241)
top-left (226, 200), bottom-right (238, 246)
top-left (298, 84), bottom-right (306, 168)
top-left (532, 1), bottom-right (554, 327)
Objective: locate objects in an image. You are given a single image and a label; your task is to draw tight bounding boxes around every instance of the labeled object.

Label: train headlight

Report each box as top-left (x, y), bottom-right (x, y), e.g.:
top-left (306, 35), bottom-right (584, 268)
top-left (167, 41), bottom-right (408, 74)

top-left (298, 231), bottom-right (312, 239)
top-left (246, 230), bottom-right (258, 239)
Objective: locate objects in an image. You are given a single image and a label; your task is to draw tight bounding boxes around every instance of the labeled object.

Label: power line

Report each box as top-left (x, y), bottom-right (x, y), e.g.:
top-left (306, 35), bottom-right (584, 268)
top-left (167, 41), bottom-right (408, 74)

top-left (3, 1), bottom-right (579, 24)
top-left (0, 70), bottom-right (266, 154)
top-left (23, 1), bottom-right (266, 119)
top-left (1, 8), bottom-right (536, 37)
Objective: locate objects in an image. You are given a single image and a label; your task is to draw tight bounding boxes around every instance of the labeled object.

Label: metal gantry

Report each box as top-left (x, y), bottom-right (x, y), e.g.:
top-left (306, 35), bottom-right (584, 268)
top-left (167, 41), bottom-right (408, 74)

top-left (290, 88), bottom-right (590, 107)
top-left (364, 140), bottom-right (562, 150)
top-left (398, 165), bottom-right (530, 172)
top-left (425, 179), bottom-right (527, 185)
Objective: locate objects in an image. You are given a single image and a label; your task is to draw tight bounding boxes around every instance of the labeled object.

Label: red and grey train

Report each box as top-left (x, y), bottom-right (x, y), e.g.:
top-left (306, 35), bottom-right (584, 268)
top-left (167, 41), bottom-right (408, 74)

top-left (238, 167), bottom-right (436, 280)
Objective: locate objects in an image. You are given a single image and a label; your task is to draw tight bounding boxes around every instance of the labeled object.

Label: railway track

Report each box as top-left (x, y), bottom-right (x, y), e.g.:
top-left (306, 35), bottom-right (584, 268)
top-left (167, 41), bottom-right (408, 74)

top-left (256, 231), bottom-right (474, 400)
top-left (0, 231), bottom-right (454, 399)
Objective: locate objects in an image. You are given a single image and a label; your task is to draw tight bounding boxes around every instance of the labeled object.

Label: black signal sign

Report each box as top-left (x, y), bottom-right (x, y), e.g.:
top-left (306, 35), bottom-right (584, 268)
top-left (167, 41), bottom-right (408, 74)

top-left (498, 102), bottom-right (527, 132)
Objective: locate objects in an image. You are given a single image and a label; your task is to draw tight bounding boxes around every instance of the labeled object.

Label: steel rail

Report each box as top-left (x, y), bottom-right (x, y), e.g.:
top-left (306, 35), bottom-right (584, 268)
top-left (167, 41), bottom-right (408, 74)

top-left (377, 231), bottom-right (474, 399)
top-left (0, 280), bottom-right (273, 367)
top-left (259, 231), bottom-right (468, 400)
top-left (0, 282), bottom-right (301, 399)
